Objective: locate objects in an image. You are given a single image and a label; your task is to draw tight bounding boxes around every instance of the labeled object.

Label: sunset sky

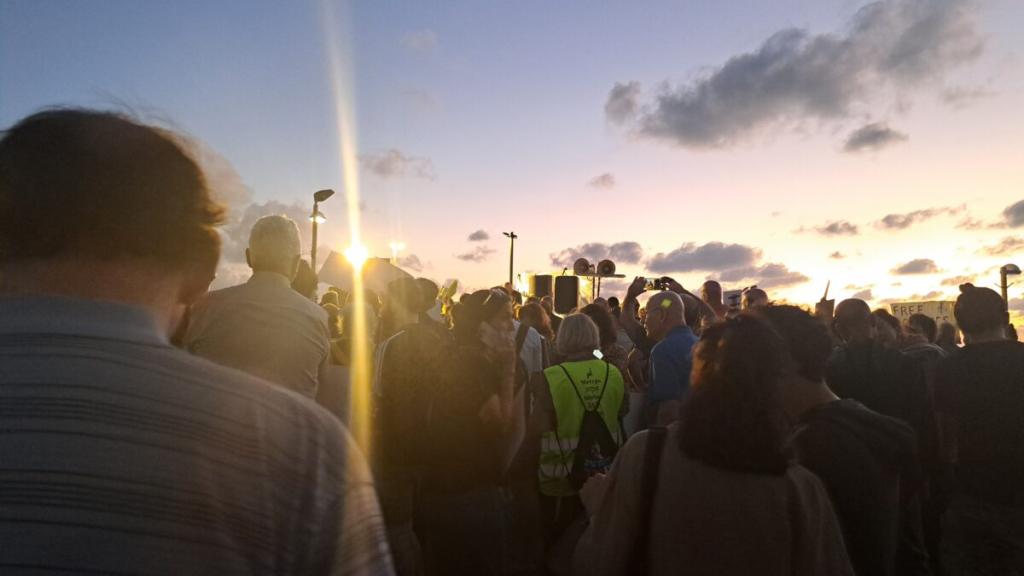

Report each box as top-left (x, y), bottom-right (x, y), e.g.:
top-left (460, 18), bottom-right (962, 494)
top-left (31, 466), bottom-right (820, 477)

top-left (3, 0), bottom-right (1024, 310)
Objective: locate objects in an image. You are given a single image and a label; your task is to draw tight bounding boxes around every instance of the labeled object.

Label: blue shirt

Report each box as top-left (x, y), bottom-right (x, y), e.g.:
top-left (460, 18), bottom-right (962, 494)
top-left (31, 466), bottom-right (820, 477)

top-left (646, 325), bottom-right (699, 405)
top-left (0, 296), bottom-right (393, 576)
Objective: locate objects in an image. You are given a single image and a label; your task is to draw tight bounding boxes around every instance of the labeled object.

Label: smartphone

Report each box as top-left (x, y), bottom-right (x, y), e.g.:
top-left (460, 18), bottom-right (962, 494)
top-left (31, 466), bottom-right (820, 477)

top-left (643, 277), bottom-right (668, 291)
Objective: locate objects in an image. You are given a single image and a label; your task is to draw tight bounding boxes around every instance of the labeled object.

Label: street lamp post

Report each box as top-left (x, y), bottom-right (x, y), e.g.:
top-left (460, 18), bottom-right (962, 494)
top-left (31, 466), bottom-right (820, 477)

top-left (310, 189), bottom-right (335, 287)
top-left (1000, 263), bottom-right (1021, 308)
top-left (503, 231), bottom-right (517, 288)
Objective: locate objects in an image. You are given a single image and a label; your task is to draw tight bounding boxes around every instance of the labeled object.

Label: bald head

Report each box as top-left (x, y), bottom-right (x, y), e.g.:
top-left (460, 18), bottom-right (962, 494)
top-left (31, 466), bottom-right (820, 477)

top-left (645, 291), bottom-right (686, 341)
top-left (834, 298), bottom-right (873, 342)
top-left (742, 287), bottom-right (769, 310)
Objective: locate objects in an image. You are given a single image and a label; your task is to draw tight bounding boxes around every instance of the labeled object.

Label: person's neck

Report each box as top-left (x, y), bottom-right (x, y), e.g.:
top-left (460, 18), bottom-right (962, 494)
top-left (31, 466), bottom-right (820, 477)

top-left (0, 258), bottom-right (187, 335)
top-left (784, 377), bottom-right (840, 421)
top-left (965, 328), bottom-right (1007, 345)
top-left (250, 268), bottom-right (292, 281)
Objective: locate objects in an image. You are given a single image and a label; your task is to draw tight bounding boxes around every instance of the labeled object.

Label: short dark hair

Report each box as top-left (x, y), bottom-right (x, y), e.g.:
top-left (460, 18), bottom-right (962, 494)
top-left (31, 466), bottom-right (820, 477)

top-left (0, 109), bottom-right (223, 271)
top-left (955, 283), bottom-right (1007, 335)
top-left (759, 305), bottom-right (832, 383)
top-left (679, 313), bottom-right (788, 475)
top-left (872, 309), bottom-right (903, 336)
top-left (907, 313), bottom-right (938, 342)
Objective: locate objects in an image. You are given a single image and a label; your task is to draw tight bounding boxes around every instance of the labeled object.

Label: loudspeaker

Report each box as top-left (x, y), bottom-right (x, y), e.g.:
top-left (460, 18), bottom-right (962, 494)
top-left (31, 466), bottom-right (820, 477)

top-left (530, 274), bottom-right (553, 299)
top-left (554, 276), bottom-right (579, 315)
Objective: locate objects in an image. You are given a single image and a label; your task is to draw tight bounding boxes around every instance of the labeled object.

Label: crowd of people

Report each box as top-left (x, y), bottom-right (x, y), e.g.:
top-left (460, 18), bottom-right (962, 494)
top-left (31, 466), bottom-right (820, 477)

top-left (2, 108), bottom-right (1023, 576)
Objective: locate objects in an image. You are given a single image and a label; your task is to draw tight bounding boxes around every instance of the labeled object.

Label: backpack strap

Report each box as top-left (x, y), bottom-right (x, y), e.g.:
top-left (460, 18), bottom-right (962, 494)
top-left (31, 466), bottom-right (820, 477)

top-left (631, 425), bottom-right (668, 576)
top-left (557, 361), bottom-right (611, 413)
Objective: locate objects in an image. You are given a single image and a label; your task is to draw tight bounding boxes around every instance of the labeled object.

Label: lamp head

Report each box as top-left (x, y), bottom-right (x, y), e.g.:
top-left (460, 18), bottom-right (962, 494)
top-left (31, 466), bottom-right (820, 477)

top-left (1002, 264), bottom-right (1022, 276)
top-left (314, 189), bottom-right (335, 203)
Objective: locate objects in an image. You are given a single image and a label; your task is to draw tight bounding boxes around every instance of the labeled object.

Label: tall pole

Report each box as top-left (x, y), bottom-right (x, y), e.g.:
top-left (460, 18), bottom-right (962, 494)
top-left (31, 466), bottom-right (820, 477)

top-left (1002, 268), bottom-right (1010, 308)
top-left (310, 200), bottom-right (320, 279)
top-left (503, 231), bottom-right (517, 287)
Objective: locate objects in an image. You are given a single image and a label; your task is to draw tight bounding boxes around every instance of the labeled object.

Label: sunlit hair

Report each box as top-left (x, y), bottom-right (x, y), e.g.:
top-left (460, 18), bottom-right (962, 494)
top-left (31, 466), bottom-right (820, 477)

top-left (580, 303), bottom-right (617, 349)
top-left (680, 313), bottom-right (789, 475)
top-left (249, 215), bottom-right (301, 271)
top-left (519, 302), bottom-right (554, 341)
top-left (0, 109), bottom-right (223, 275)
top-left (555, 313), bottom-right (600, 357)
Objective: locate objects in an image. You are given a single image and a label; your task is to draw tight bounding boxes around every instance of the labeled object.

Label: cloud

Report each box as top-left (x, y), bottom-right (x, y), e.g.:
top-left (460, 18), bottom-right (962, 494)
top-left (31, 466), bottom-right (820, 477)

top-left (608, 0), bottom-right (982, 148)
top-left (941, 274), bottom-right (975, 286)
top-left (455, 246), bottom-right (496, 263)
top-left (467, 229), bottom-right (490, 242)
top-left (220, 200), bottom-right (312, 264)
top-left (879, 290), bottom-right (946, 305)
top-left (843, 122), bottom-right (909, 153)
top-left (941, 85), bottom-right (993, 108)
top-left (979, 236), bottom-right (1024, 256)
top-left (875, 205), bottom-right (964, 229)
top-left (830, 251), bottom-right (846, 259)
top-left (550, 242), bottom-right (645, 267)
top-left (605, 81), bottom-right (641, 124)
top-left (892, 258), bottom-right (941, 274)
top-left (401, 29), bottom-right (438, 53)
top-left (717, 262), bottom-right (810, 289)
top-left (360, 149), bottom-right (436, 180)
top-left (956, 216), bottom-right (994, 230)
top-left (588, 173), bottom-right (616, 189)
top-left (1003, 199), bottom-right (1024, 227)
top-left (648, 242), bottom-right (761, 273)
top-left (800, 220), bottom-right (859, 236)
top-left (1010, 298), bottom-right (1024, 314)
top-left (398, 254), bottom-right (424, 272)
top-left (852, 289), bottom-right (874, 300)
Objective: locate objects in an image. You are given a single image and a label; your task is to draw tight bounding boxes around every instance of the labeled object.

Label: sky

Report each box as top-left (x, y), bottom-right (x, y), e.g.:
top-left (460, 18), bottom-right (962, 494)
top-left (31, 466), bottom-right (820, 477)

top-left (3, 0), bottom-right (1024, 312)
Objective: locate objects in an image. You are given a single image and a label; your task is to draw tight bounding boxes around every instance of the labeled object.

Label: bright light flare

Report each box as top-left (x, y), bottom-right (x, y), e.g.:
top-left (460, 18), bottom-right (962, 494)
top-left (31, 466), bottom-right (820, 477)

top-left (309, 210), bottom-right (327, 224)
top-left (344, 243), bottom-right (369, 270)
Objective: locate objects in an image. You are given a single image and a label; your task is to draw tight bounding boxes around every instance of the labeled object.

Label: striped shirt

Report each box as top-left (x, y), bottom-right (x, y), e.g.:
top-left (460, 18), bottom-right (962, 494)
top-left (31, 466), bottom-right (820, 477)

top-left (0, 296), bottom-right (394, 576)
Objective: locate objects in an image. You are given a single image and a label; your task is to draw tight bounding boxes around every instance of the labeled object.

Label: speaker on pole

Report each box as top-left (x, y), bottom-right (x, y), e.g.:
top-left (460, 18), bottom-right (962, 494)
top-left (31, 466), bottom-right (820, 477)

top-left (530, 274), bottom-right (553, 299)
top-left (554, 276), bottom-right (579, 315)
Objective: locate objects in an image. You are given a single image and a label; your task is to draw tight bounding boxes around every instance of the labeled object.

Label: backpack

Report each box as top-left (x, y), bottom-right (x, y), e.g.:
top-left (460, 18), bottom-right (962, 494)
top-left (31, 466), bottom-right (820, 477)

top-left (558, 363), bottom-right (621, 490)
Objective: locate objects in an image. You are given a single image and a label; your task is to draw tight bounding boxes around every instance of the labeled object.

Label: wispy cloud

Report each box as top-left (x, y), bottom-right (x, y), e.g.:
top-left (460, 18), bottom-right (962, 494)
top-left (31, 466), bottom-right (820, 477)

top-left (979, 237), bottom-right (1024, 256)
top-left (360, 149), bottom-right (436, 180)
top-left (892, 258), bottom-right (941, 275)
top-left (843, 122), bottom-right (909, 153)
top-left (455, 246), bottom-right (496, 263)
top-left (467, 229), bottom-right (490, 242)
top-left (587, 173), bottom-right (616, 189)
top-left (875, 205), bottom-right (964, 230)
top-left (401, 29), bottom-right (438, 54)
top-left (798, 220), bottom-right (859, 236)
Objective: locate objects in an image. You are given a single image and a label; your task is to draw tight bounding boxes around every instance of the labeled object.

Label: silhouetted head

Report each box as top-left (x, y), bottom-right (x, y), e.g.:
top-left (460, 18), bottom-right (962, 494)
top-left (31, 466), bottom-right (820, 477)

top-left (955, 283), bottom-right (1009, 343)
top-left (0, 109), bottom-right (224, 333)
top-left (680, 313), bottom-right (789, 475)
top-left (742, 287), bottom-right (769, 310)
top-left (701, 280), bottom-right (723, 304)
top-left (833, 298), bottom-right (874, 343)
top-left (936, 322), bottom-right (959, 347)
top-left (581, 303), bottom-right (617, 349)
top-left (907, 313), bottom-right (938, 343)
top-left (759, 305), bottom-right (832, 383)
top-left (518, 301), bottom-right (553, 340)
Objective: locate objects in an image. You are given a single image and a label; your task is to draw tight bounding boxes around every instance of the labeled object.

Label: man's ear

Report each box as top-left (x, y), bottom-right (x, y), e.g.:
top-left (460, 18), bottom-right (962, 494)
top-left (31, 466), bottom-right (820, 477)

top-left (288, 255), bottom-right (301, 281)
top-left (245, 248), bottom-right (253, 269)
